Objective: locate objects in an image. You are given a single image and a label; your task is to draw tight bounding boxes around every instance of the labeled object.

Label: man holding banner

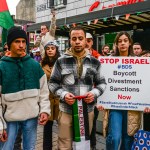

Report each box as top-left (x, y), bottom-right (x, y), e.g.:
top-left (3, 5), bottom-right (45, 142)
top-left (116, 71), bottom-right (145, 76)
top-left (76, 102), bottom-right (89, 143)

top-left (49, 26), bottom-right (106, 150)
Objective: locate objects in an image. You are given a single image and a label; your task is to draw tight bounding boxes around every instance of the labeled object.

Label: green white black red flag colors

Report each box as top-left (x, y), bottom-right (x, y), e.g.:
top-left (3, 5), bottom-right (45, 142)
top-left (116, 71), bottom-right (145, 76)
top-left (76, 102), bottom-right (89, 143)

top-left (0, 0), bottom-right (14, 46)
top-left (72, 96), bottom-right (90, 150)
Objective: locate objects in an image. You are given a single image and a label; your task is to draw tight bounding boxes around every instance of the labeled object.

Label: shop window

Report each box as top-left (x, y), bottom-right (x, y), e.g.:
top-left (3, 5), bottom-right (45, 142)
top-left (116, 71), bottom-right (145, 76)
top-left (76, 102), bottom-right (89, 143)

top-left (47, 0), bottom-right (67, 8)
top-left (54, 0), bottom-right (63, 6)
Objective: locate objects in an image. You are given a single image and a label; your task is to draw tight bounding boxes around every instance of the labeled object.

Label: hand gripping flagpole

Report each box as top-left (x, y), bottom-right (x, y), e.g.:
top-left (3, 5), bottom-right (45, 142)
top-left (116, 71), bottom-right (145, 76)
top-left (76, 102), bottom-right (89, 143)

top-left (72, 96), bottom-right (90, 150)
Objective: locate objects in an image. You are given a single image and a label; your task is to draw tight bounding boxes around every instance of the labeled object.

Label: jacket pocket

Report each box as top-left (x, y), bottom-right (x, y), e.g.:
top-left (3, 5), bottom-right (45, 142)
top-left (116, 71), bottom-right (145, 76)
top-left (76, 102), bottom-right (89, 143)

top-left (61, 69), bottom-right (75, 85)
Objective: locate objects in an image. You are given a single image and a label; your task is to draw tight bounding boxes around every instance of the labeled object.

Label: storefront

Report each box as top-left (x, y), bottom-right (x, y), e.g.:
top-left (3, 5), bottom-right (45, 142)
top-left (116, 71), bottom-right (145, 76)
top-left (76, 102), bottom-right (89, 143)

top-left (27, 0), bottom-right (150, 52)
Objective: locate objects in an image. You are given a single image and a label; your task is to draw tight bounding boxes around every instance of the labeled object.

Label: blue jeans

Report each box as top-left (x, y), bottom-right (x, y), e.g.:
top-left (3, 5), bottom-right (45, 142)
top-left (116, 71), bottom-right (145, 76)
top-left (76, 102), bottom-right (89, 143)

top-left (2, 117), bottom-right (38, 150)
top-left (106, 110), bottom-right (133, 150)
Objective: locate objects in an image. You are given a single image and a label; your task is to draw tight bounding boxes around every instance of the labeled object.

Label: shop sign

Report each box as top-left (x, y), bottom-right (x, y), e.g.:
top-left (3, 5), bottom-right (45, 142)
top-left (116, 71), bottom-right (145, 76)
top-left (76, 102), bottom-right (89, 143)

top-left (89, 0), bottom-right (144, 12)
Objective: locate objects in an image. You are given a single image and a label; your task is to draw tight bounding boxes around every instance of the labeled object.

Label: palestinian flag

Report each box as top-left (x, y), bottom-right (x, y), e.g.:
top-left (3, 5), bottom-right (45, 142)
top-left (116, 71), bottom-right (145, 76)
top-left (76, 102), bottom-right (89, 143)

top-left (72, 96), bottom-right (90, 150)
top-left (0, 0), bottom-right (14, 47)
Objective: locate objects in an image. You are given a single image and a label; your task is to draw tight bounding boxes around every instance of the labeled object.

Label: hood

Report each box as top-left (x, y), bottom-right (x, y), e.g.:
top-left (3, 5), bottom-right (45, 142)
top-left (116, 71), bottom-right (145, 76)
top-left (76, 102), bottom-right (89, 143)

top-left (1, 53), bottom-right (31, 63)
top-left (65, 48), bottom-right (90, 59)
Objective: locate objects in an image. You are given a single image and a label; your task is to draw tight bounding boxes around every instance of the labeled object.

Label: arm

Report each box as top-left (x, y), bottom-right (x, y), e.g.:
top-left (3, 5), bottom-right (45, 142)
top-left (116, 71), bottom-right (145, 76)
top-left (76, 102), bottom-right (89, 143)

top-left (49, 11), bottom-right (56, 37)
top-left (0, 72), bottom-right (7, 141)
top-left (0, 95), bottom-right (7, 141)
top-left (39, 73), bottom-right (50, 125)
top-left (49, 59), bottom-right (69, 101)
top-left (34, 35), bottom-right (42, 47)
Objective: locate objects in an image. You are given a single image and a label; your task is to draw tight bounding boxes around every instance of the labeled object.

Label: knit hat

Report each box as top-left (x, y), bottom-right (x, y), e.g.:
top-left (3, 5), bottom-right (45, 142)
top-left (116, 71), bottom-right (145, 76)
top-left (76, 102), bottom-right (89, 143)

top-left (7, 27), bottom-right (27, 48)
top-left (44, 40), bottom-right (59, 50)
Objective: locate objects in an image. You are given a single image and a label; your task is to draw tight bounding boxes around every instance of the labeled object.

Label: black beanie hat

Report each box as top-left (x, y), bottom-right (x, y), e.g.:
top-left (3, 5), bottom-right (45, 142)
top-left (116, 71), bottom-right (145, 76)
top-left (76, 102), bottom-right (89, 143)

top-left (7, 27), bottom-right (27, 48)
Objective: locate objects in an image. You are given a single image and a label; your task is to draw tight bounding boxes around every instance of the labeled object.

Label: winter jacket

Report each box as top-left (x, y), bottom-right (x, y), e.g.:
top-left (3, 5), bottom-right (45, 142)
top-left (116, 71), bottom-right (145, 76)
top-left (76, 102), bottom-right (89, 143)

top-left (91, 49), bottom-right (101, 59)
top-left (103, 110), bottom-right (141, 137)
top-left (0, 54), bottom-right (50, 130)
top-left (42, 64), bottom-right (59, 120)
top-left (49, 48), bottom-right (106, 114)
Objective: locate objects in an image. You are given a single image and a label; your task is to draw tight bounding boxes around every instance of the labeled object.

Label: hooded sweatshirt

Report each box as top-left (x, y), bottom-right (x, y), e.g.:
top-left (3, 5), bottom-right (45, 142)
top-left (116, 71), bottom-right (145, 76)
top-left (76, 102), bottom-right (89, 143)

top-left (49, 48), bottom-right (106, 114)
top-left (0, 54), bottom-right (50, 130)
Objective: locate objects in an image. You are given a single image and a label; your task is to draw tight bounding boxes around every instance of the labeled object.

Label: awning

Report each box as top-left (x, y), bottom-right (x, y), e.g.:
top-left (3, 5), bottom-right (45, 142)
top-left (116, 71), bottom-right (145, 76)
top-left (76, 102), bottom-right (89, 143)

top-left (27, 0), bottom-right (150, 35)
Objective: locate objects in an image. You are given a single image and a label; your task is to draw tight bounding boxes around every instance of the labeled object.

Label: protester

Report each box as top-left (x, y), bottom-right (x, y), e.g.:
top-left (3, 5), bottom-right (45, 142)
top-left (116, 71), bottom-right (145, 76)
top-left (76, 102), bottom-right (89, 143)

top-left (3, 42), bottom-right (22, 150)
top-left (35, 11), bottom-right (56, 58)
top-left (41, 40), bottom-right (60, 150)
top-left (34, 47), bottom-right (42, 63)
top-left (86, 32), bottom-right (101, 59)
top-left (3, 42), bottom-right (9, 55)
top-left (98, 31), bottom-right (141, 150)
top-left (133, 42), bottom-right (143, 56)
top-left (49, 26), bottom-right (106, 149)
top-left (101, 44), bottom-right (110, 56)
top-left (0, 27), bottom-right (50, 149)
top-left (86, 32), bottom-right (101, 150)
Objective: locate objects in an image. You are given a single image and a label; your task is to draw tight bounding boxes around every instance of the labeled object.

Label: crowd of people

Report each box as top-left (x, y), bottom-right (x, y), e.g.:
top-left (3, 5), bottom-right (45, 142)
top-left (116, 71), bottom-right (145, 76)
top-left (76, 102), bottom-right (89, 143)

top-left (0, 11), bottom-right (149, 150)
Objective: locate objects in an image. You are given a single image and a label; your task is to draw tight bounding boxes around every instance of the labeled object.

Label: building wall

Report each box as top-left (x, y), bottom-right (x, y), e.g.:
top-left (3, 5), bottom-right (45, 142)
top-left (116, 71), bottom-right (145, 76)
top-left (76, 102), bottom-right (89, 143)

top-left (35, 0), bottom-right (123, 23)
top-left (16, 0), bottom-right (36, 22)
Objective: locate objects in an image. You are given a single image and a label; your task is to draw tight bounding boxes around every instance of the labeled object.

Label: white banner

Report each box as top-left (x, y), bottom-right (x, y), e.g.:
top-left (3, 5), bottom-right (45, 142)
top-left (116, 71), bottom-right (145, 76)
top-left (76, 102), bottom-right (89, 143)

top-left (97, 57), bottom-right (150, 111)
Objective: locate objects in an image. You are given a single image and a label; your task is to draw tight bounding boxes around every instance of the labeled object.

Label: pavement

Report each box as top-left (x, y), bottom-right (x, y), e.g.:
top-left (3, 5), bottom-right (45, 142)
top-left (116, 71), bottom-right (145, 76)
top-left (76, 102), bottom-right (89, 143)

top-left (35, 121), bottom-right (106, 150)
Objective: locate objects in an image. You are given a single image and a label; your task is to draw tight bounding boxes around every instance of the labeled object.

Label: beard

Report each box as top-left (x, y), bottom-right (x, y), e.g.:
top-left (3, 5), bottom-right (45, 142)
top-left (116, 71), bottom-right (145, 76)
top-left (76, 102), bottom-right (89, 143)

top-left (74, 47), bottom-right (84, 53)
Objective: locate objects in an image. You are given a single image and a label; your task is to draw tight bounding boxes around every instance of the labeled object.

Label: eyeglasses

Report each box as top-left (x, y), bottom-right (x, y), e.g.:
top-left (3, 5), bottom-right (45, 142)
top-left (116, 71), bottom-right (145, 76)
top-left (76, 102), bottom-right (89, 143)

top-left (3, 48), bottom-right (9, 51)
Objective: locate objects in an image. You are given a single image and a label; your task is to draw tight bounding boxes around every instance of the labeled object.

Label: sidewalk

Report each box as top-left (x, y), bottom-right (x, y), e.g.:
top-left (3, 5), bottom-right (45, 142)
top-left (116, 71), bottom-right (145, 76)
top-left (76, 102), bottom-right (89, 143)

top-left (36, 121), bottom-right (106, 150)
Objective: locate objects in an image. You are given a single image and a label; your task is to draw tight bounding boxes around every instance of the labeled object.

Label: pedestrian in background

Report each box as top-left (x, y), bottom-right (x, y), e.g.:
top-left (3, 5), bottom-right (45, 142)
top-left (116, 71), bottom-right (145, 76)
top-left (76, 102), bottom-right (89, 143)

top-left (3, 42), bottom-right (9, 55)
top-left (0, 27), bottom-right (50, 150)
top-left (33, 47), bottom-right (42, 63)
top-left (35, 11), bottom-right (56, 58)
top-left (133, 42), bottom-right (143, 56)
top-left (49, 26), bottom-right (106, 149)
top-left (41, 40), bottom-right (60, 150)
top-left (86, 32), bottom-right (101, 150)
top-left (101, 44), bottom-right (110, 56)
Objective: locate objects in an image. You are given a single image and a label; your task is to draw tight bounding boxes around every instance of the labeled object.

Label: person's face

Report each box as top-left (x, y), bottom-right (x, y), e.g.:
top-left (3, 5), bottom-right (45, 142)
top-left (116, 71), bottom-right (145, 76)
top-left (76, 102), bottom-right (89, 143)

top-left (3, 44), bottom-right (9, 54)
top-left (10, 38), bottom-right (26, 57)
top-left (41, 25), bottom-right (48, 35)
top-left (70, 30), bottom-right (86, 54)
top-left (45, 45), bottom-right (57, 57)
top-left (133, 45), bottom-right (142, 56)
top-left (117, 34), bottom-right (130, 53)
top-left (103, 46), bottom-right (110, 55)
top-left (86, 38), bottom-right (93, 50)
top-left (35, 51), bottom-right (40, 56)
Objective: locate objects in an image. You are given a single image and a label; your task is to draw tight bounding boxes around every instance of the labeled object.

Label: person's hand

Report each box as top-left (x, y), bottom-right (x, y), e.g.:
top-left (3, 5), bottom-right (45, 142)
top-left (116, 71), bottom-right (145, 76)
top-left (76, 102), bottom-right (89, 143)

top-left (97, 105), bottom-right (105, 111)
top-left (84, 92), bottom-right (94, 104)
top-left (64, 93), bottom-right (75, 105)
top-left (144, 107), bottom-right (150, 113)
top-left (51, 9), bottom-right (55, 17)
top-left (39, 113), bottom-right (49, 125)
top-left (40, 32), bottom-right (44, 37)
top-left (0, 130), bottom-right (7, 142)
